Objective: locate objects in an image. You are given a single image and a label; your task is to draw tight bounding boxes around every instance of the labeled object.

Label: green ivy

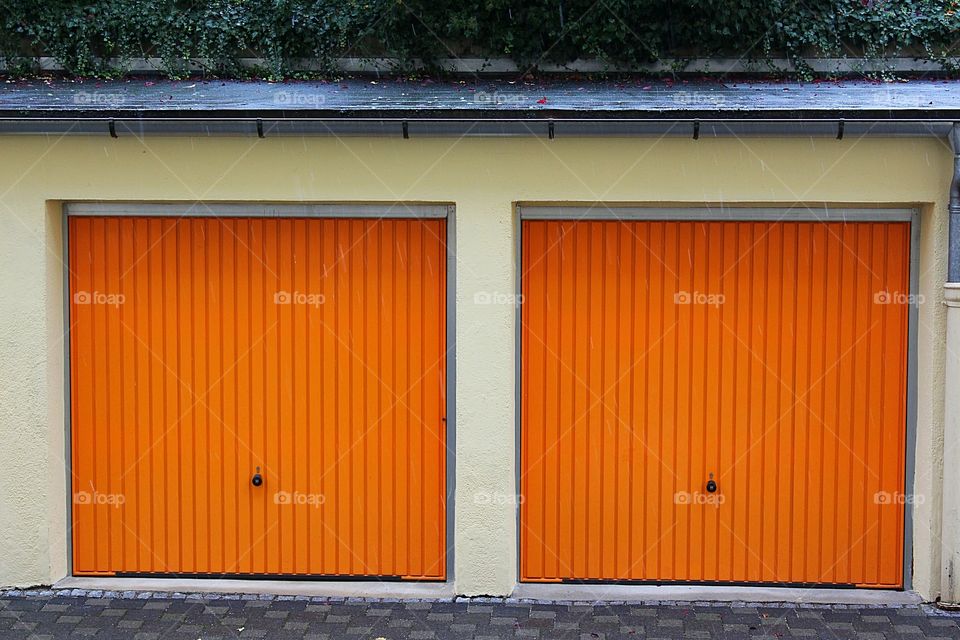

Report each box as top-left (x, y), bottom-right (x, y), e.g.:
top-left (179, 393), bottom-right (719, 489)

top-left (1, 0), bottom-right (959, 78)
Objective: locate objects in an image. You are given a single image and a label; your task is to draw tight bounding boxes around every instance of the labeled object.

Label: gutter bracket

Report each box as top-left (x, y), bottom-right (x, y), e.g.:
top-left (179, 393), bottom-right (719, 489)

top-left (693, 120), bottom-right (700, 140)
top-left (108, 119), bottom-right (117, 139)
top-left (837, 120), bottom-right (845, 140)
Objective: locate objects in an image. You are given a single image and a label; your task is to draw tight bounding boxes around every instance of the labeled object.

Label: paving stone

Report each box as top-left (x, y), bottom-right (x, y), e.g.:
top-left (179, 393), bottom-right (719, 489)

top-left (525, 611), bottom-right (554, 621)
top-left (490, 617), bottom-right (518, 626)
top-left (427, 612), bottom-right (455, 621)
top-left (593, 614), bottom-right (620, 623)
top-left (931, 619), bottom-right (960, 628)
top-left (344, 626), bottom-right (373, 634)
top-left (324, 614), bottom-right (350, 623)
top-left (284, 621), bottom-right (309, 630)
top-left (389, 618), bottom-right (415, 628)
top-left (893, 623), bottom-right (925, 633)
top-left (117, 619), bottom-right (143, 629)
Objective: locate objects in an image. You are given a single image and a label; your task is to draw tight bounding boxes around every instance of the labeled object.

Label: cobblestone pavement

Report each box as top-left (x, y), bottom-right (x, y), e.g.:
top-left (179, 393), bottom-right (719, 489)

top-left (2, 590), bottom-right (959, 639)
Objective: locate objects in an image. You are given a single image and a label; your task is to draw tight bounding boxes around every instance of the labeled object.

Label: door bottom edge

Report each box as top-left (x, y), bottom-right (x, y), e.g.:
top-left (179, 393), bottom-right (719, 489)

top-left (523, 578), bottom-right (901, 590)
top-left (511, 582), bottom-right (920, 606)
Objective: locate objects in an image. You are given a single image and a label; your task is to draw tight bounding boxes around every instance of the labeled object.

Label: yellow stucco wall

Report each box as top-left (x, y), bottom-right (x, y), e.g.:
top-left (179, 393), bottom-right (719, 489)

top-left (0, 135), bottom-right (949, 599)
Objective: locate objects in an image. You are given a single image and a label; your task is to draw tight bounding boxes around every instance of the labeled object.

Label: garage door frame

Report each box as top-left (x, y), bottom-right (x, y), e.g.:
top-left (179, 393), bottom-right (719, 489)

top-left (514, 203), bottom-right (920, 590)
top-left (62, 201), bottom-right (457, 582)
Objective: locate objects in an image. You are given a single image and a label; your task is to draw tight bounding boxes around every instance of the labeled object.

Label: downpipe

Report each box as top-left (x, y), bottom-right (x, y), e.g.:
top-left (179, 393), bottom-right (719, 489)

top-left (950, 125), bottom-right (960, 282)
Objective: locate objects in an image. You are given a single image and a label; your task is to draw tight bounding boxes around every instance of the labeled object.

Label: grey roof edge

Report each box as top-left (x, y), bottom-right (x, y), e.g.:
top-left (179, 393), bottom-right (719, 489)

top-left (4, 56), bottom-right (959, 75)
top-left (3, 79), bottom-right (960, 131)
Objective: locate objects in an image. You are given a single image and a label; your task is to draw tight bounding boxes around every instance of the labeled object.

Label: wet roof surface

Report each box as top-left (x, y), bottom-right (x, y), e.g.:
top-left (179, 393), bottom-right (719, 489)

top-left (2, 78), bottom-right (960, 119)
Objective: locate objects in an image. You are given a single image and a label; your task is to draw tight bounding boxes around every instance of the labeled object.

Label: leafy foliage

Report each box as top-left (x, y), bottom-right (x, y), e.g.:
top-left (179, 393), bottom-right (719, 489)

top-left (1, 0), bottom-right (959, 78)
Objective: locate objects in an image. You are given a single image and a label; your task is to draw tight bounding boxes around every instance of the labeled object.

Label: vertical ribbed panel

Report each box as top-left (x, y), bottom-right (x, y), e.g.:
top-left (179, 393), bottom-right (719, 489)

top-left (70, 216), bottom-right (447, 578)
top-left (521, 220), bottom-right (910, 587)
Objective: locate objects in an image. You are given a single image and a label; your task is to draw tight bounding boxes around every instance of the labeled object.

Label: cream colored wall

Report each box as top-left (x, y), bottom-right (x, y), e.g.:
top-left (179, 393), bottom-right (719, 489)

top-left (0, 135), bottom-right (949, 598)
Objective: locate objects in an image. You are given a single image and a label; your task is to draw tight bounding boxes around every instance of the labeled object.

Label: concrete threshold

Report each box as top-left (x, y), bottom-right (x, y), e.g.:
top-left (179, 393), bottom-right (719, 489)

top-left (512, 583), bottom-right (922, 606)
top-left (54, 576), bottom-right (455, 600)
top-left (52, 578), bottom-right (922, 605)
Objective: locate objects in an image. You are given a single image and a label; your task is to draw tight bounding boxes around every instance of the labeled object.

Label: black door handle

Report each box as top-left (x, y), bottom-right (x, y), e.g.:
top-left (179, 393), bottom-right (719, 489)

top-left (251, 466), bottom-right (263, 487)
top-left (706, 472), bottom-right (717, 493)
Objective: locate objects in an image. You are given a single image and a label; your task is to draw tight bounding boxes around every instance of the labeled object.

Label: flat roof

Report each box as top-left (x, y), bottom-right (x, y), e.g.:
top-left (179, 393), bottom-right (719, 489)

top-left (2, 78), bottom-right (960, 120)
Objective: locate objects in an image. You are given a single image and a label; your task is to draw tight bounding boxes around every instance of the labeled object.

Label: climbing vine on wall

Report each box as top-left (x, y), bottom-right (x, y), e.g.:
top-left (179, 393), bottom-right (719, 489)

top-left (1, 0), bottom-right (959, 78)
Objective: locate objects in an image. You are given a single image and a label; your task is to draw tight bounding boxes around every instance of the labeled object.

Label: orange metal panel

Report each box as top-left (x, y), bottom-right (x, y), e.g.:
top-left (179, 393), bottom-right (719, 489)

top-left (70, 216), bottom-right (447, 579)
top-left (521, 220), bottom-right (910, 587)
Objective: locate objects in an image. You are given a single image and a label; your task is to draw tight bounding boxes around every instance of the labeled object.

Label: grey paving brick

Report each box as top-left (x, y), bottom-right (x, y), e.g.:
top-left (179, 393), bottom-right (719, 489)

top-left (388, 618), bottom-right (415, 628)
top-left (528, 610), bottom-right (556, 619)
top-left (284, 620), bottom-right (309, 630)
top-left (117, 619), bottom-right (143, 629)
top-left (894, 623), bottom-right (925, 633)
top-left (427, 611), bottom-right (455, 621)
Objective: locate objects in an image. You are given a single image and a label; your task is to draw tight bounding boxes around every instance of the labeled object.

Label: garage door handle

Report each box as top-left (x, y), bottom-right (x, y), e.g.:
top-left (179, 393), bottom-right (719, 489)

top-left (706, 473), bottom-right (717, 493)
top-left (251, 467), bottom-right (263, 487)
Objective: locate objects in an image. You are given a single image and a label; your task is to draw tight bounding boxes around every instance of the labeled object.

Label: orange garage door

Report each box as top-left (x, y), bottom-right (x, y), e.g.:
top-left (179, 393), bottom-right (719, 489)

top-left (70, 215), bottom-right (447, 579)
top-left (521, 217), bottom-right (911, 587)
